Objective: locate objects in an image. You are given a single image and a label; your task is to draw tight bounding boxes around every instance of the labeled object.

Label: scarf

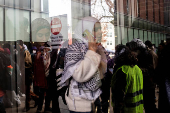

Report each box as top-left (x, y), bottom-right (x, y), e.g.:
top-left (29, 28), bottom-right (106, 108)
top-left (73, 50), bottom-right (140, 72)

top-left (59, 17), bottom-right (107, 103)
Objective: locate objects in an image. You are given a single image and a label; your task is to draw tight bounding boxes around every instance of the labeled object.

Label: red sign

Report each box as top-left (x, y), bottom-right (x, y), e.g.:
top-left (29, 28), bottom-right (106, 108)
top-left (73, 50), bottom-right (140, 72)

top-left (51, 18), bottom-right (62, 35)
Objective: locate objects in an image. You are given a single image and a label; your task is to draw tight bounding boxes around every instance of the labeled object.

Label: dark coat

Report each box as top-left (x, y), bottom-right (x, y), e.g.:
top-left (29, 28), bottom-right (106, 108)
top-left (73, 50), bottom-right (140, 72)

top-left (33, 54), bottom-right (47, 88)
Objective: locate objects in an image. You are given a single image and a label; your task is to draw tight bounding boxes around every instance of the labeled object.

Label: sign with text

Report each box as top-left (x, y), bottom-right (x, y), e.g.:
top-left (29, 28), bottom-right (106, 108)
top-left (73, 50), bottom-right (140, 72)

top-left (49, 14), bottom-right (68, 49)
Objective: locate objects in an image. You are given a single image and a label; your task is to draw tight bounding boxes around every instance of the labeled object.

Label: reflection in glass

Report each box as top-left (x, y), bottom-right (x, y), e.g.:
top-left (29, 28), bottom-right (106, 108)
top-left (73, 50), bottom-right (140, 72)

top-left (5, 0), bottom-right (14, 7)
top-left (0, 8), bottom-right (3, 41)
top-left (122, 27), bottom-right (128, 45)
top-left (152, 32), bottom-right (155, 44)
top-left (155, 33), bottom-right (158, 47)
top-left (15, 0), bottom-right (30, 9)
top-left (134, 29), bottom-right (138, 39)
top-left (128, 28), bottom-right (133, 41)
top-left (144, 31), bottom-right (147, 42)
top-left (139, 30), bottom-right (143, 41)
top-left (0, 0), bottom-right (4, 5)
top-left (139, 19), bottom-right (143, 29)
top-left (148, 32), bottom-right (151, 42)
top-left (143, 21), bottom-right (147, 30)
top-left (15, 10), bottom-right (30, 42)
top-left (5, 8), bottom-right (15, 41)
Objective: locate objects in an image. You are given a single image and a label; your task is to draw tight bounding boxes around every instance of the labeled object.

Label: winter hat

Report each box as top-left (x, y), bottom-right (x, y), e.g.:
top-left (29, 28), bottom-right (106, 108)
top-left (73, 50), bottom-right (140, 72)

top-left (4, 48), bottom-right (10, 55)
top-left (126, 38), bottom-right (146, 50)
top-left (115, 44), bottom-right (127, 59)
top-left (145, 40), bottom-right (153, 48)
top-left (44, 42), bottom-right (52, 52)
top-left (32, 46), bottom-right (37, 50)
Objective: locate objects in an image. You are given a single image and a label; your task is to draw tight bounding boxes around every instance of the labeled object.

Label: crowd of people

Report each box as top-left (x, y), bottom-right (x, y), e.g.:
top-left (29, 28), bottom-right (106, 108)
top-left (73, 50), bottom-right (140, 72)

top-left (0, 16), bottom-right (169, 113)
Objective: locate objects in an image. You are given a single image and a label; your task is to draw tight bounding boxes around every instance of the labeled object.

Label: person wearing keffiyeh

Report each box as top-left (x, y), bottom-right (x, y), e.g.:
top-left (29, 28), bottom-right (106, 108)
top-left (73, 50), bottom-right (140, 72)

top-left (59, 16), bottom-right (107, 113)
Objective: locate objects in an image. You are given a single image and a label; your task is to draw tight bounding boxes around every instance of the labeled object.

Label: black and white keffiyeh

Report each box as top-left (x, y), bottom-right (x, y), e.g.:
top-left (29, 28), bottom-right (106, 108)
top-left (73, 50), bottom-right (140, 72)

top-left (59, 41), bottom-right (102, 101)
top-left (59, 17), bottom-right (104, 103)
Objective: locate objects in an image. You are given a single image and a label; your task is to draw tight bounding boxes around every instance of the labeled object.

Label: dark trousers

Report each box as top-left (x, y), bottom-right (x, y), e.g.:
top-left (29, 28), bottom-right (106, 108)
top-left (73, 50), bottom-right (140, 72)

top-left (45, 80), bottom-right (60, 113)
top-left (34, 86), bottom-right (46, 111)
top-left (95, 78), bottom-right (110, 113)
top-left (143, 88), bottom-right (157, 113)
top-left (25, 80), bottom-right (32, 108)
top-left (70, 111), bottom-right (91, 113)
top-left (0, 97), bottom-right (6, 113)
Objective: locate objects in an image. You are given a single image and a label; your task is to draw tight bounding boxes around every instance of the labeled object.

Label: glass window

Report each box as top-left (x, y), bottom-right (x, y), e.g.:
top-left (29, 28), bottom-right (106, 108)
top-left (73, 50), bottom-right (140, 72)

top-left (5, 0), bottom-right (14, 7)
top-left (154, 24), bottom-right (157, 32)
top-left (157, 26), bottom-right (160, 32)
top-left (144, 31), bottom-right (147, 42)
top-left (148, 32), bottom-right (151, 42)
top-left (110, 41), bottom-right (112, 45)
top-left (0, 0), bottom-right (4, 5)
top-left (158, 33), bottom-right (161, 45)
top-left (122, 27), bottom-right (128, 45)
top-left (160, 34), bottom-right (163, 41)
top-left (31, 0), bottom-right (41, 12)
top-left (5, 9), bottom-right (30, 42)
top-left (107, 32), bottom-right (112, 37)
top-left (115, 26), bottom-right (121, 45)
top-left (107, 41), bottom-right (109, 45)
top-left (124, 15), bottom-right (129, 27)
top-left (164, 34), bottom-right (166, 40)
top-left (143, 21), bottom-right (147, 30)
top-left (134, 29), bottom-right (138, 39)
top-left (5, 8), bottom-right (15, 41)
top-left (15, 10), bottom-right (30, 42)
top-left (31, 11), bottom-right (49, 22)
top-left (119, 13), bottom-right (124, 26)
top-left (152, 32), bottom-right (155, 44)
top-left (107, 24), bottom-right (112, 29)
top-left (155, 33), bottom-right (158, 47)
top-left (148, 22), bottom-right (152, 31)
top-left (128, 16), bottom-right (132, 27)
top-left (139, 30), bottom-right (143, 41)
top-left (128, 28), bottom-right (133, 41)
top-left (114, 12), bottom-right (118, 26)
top-left (15, 0), bottom-right (30, 9)
top-left (42, 0), bottom-right (49, 12)
top-left (139, 19), bottom-right (143, 29)
top-left (0, 8), bottom-right (3, 41)
top-left (131, 17), bottom-right (138, 28)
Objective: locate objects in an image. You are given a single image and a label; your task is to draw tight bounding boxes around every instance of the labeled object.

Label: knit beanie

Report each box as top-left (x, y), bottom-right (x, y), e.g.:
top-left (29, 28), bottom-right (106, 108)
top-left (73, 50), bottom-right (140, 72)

top-left (126, 38), bottom-right (146, 51)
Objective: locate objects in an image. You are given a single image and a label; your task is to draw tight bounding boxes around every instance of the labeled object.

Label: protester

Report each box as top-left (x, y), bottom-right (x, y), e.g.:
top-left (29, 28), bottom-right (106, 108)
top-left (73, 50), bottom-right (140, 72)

top-left (59, 16), bottom-right (106, 113)
top-left (127, 39), bottom-right (157, 113)
top-left (156, 38), bottom-right (170, 112)
top-left (111, 44), bottom-right (143, 113)
top-left (15, 40), bottom-right (32, 112)
top-left (0, 46), bottom-right (13, 113)
top-left (31, 18), bottom-right (50, 113)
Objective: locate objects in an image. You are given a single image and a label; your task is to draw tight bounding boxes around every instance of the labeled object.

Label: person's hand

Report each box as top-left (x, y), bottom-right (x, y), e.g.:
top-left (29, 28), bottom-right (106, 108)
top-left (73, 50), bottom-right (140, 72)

top-left (88, 41), bottom-right (100, 52)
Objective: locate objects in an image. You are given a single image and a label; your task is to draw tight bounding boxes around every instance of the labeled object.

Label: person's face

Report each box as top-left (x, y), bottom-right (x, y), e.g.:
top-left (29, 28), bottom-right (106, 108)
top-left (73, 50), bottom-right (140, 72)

top-left (36, 28), bottom-right (50, 42)
top-left (92, 22), bottom-right (102, 43)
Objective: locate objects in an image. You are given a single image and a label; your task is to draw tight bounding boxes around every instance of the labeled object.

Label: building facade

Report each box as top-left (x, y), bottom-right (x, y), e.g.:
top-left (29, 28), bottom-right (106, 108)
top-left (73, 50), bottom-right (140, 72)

top-left (114, 0), bottom-right (170, 47)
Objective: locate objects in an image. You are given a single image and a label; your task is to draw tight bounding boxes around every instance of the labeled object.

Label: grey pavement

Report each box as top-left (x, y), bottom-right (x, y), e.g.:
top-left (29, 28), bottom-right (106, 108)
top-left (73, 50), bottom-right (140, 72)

top-left (5, 87), bottom-right (159, 113)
